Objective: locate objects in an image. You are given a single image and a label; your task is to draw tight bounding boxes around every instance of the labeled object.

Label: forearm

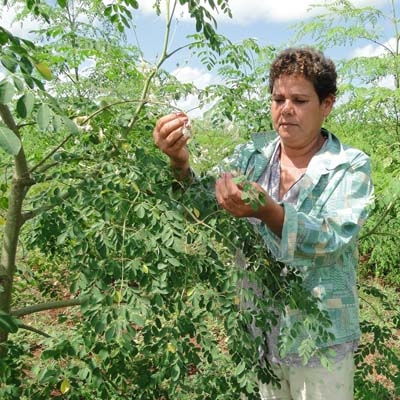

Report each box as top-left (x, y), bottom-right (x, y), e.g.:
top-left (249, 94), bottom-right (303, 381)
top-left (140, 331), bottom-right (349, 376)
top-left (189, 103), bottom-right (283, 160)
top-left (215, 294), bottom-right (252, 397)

top-left (251, 195), bottom-right (285, 238)
top-left (170, 159), bottom-right (192, 182)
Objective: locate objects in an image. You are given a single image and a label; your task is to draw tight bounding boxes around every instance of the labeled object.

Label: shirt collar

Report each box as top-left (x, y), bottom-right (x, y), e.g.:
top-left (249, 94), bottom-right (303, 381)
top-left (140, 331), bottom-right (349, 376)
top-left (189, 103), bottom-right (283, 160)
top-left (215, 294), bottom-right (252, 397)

top-left (251, 128), bottom-right (349, 183)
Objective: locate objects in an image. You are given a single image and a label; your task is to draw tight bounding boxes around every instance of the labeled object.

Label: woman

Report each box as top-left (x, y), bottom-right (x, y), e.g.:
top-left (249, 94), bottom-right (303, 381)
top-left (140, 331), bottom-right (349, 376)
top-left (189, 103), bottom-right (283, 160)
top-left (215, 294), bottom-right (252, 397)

top-left (153, 47), bottom-right (374, 400)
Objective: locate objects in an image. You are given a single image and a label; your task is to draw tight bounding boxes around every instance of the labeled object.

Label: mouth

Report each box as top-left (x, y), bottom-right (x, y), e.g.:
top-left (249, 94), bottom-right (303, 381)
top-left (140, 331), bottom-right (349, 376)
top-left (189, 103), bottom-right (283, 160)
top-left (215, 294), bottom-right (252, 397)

top-left (279, 122), bottom-right (297, 127)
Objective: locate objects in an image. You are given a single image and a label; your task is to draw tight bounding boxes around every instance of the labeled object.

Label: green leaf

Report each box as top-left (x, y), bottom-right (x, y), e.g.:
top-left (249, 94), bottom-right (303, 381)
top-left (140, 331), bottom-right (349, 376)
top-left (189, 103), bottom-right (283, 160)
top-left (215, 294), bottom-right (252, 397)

top-left (0, 28), bottom-right (10, 45)
top-left (105, 325), bottom-right (116, 343)
top-left (35, 62), bottom-right (53, 80)
top-left (0, 81), bottom-right (15, 104)
top-left (16, 92), bottom-right (35, 118)
top-left (32, 77), bottom-right (45, 90)
top-left (0, 196), bottom-right (9, 210)
top-left (52, 114), bottom-right (62, 132)
top-left (60, 378), bottom-right (71, 394)
top-left (135, 204), bottom-right (145, 218)
top-left (131, 313), bottom-right (145, 327)
top-left (0, 126), bottom-right (21, 155)
top-left (1, 54), bottom-right (18, 73)
top-left (37, 103), bottom-right (52, 131)
top-left (24, 74), bottom-right (35, 89)
top-left (13, 76), bottom-right (24, 91)
top-left (320, 354), bottom-right (334, 371)
top-left (171, 363), bottom-right (181, 382)
top-left (235, 360), bottom-right (246, 376)
top-left (168, 257), bottom-right (180, 267)
top-left (0, 311), bottom-right (19, 333)
top-left (19, 56), bottom-right (33, 74)
top-left (61, 116), bottom-right (79, 135)
top-left (167, 342), bottom-right (176, 353)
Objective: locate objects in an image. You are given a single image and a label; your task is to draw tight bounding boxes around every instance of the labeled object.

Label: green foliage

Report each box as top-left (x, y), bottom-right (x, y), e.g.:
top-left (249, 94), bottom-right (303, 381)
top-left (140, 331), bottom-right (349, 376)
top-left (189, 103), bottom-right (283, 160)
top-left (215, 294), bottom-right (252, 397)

top-left (232, 174), bottom-right (267, 210)
top-left (0, 311), bottom-right (19, 333)
top-left (0, 341), bottom-right (32, 398)
top-left (327, 101), bottom-right (400, 287)
top-left (355, 283), bottom-right (400, 399)
top-left (0, 126), bottom-right (21, 156)
top-left (180, 0), bottom-right (232, 52)
top-left (2, 125), bottom-right (338, 398)
top-left (292, 1), bottom-right (385, 49)
top-left (196, 39), bottom-right (276, 133)
top-left (23, 137), bottom-right (253, 397)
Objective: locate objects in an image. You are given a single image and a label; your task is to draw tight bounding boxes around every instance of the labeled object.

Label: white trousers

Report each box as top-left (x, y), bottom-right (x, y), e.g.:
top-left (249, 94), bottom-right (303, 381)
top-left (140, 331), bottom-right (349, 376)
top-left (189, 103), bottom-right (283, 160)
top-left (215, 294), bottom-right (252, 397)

top-left (243, 352), bottom-right (355, 400)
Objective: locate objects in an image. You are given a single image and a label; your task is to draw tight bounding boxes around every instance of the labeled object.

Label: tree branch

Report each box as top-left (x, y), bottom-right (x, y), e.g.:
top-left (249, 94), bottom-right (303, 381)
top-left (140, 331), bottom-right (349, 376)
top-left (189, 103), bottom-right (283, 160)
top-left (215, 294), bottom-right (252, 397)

top-left (29, 132), bottom-right (74, 175)
top-left (166, 40), bottom-right (204, 59)
top-left (11, 296), bottom-right (87, 318)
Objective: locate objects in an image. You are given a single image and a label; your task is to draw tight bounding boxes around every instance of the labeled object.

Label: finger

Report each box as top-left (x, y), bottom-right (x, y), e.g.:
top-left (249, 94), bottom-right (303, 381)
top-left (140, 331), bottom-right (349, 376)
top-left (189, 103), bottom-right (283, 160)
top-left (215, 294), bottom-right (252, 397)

top-left (222, 173), bottom-right (242, 199)
top-left (215, 176), bottom-right (227, 206)
top-left (155, 112), bottom-right (182, 129)
top-left (154, 115), bottom-right (189, 152)
top-left (215, 173), bottom-right (240, 209)
top-left (157, 114), bottom-right (188, 139)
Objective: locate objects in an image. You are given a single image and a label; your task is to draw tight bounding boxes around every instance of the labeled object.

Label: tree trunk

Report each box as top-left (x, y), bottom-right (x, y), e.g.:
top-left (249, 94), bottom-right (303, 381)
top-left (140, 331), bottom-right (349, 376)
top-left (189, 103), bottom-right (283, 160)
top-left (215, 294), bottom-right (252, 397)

top-left (0, 104), bottom-right (32, 348)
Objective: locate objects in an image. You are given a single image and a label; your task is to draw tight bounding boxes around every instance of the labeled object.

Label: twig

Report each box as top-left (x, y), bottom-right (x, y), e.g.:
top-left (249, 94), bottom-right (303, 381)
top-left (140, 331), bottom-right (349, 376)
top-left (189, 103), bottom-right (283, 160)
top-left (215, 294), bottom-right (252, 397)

top-left (17, 322), bottom-right (51, 338)
top-left (360, 198), bottom-right (397, 240)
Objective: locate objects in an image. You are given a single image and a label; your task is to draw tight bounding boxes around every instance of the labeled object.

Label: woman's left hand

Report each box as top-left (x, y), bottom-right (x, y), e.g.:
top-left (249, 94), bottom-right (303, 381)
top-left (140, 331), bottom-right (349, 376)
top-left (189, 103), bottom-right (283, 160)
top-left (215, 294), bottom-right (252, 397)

top-left (215, 172), bottom-right (267, 218)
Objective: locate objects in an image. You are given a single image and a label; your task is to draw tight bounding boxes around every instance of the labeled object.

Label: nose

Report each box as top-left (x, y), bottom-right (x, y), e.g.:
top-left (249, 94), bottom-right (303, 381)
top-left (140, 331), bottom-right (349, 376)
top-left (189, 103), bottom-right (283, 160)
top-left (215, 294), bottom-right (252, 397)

top-left (281, 100), bottom-right (293, 115)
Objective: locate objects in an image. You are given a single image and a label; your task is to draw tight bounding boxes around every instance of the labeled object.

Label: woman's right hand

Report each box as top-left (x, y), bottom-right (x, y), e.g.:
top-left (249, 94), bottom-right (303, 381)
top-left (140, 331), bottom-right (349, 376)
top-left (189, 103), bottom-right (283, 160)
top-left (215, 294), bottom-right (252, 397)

top-left (153, 112), bottom-right (190, 171)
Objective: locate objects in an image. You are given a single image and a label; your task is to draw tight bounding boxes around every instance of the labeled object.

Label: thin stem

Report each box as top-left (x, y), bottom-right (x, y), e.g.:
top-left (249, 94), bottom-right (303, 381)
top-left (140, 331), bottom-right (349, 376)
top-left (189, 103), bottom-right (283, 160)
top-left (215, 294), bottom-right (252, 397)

top-left (126, 0), bottom-right (179, 131)
top-left (390, 0), bottom-right (400, 88)
top-left (359, 198), bottom-right (397, 240)
top-left (17, 323), bottom-right (51, 338)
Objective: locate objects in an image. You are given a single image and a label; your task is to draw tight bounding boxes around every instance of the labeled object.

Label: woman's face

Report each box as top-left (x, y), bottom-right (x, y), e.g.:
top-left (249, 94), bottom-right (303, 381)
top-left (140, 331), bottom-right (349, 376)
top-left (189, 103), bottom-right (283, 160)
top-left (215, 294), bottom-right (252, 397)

top-left (271, 74), bottom-right (334, 149)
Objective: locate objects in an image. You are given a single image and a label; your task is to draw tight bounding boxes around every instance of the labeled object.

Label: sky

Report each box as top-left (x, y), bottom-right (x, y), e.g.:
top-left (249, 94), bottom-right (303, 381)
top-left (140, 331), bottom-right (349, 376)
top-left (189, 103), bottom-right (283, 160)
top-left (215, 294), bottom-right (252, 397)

top-left (1, 0), bottom-right (395, 116)
top-left (130, 0), bottom-right (393, 114)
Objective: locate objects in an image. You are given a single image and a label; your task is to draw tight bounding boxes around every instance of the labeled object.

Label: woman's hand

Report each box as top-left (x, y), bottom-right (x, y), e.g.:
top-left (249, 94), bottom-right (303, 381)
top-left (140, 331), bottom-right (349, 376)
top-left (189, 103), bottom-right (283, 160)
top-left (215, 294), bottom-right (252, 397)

top-left (153, 112), bottom-right (190, 171)
top-left (216, 172), bottom-right (284, 237)
top-left (215, 172), bottom-right (268, 218)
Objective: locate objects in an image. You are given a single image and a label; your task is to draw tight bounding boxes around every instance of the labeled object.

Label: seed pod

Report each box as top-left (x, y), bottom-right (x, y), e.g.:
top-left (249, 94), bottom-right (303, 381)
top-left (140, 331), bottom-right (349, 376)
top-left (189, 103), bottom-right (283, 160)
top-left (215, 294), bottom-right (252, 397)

top-left (182, 120), bottom-right (192, 138)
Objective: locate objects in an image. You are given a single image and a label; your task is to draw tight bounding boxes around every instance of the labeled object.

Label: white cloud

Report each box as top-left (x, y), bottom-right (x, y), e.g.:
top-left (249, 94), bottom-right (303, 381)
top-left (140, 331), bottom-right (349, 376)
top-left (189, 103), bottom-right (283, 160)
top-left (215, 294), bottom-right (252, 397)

top-left (221, 0), bottom-right (318, 24)
top-left (137, 1), bottom-right (157, 15)
top-left (221, 0), bottom-right (388, 24)
top-left (171, 66), bottom-right (215, 88)
top-left (138, 0), bottom-right (387, 25)
top-left (1, 5), bottom-right (40, 39)
top-left (378, 75), bottom-right (395, 89)
top-left (171, 66), bottom-right (218, 117)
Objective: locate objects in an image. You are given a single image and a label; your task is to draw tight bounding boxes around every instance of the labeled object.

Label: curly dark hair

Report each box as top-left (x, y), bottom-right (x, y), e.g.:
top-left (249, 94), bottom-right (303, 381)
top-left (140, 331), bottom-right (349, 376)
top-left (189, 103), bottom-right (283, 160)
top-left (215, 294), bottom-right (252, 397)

top-left (268, 47), bottom-right (337, 102)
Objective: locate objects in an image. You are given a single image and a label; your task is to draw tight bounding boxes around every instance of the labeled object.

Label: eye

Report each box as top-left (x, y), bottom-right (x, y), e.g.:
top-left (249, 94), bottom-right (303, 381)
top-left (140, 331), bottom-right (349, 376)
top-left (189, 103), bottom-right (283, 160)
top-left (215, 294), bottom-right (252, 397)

top-left (294, 99), bottom-right (308, 104)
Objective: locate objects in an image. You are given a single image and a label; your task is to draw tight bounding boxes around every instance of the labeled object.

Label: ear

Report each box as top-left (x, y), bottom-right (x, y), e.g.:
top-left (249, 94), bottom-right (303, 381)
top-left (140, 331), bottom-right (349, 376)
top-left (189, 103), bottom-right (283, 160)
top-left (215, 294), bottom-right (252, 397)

top-left (322, 94), bottom-right (335, 118)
